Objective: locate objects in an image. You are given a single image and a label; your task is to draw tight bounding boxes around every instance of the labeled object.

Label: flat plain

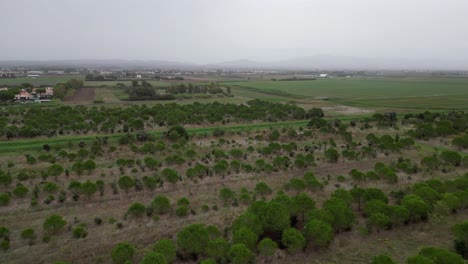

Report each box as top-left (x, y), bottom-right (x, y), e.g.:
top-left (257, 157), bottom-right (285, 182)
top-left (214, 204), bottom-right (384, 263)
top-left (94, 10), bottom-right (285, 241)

top-left (0, 74), bottom-right (468, 264)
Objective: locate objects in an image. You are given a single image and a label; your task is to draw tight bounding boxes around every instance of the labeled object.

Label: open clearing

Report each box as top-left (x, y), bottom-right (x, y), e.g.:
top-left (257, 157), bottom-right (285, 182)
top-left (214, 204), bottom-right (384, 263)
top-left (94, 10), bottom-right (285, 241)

top-left (322, 105), bottom-right (374, 115)
top-left (64, 87), bottom-right (95, 104)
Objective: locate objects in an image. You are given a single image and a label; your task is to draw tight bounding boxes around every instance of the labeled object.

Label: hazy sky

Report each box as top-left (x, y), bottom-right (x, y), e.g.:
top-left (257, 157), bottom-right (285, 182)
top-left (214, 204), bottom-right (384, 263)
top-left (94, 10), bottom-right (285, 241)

top-left (1, 0), bottom-right (468, 63)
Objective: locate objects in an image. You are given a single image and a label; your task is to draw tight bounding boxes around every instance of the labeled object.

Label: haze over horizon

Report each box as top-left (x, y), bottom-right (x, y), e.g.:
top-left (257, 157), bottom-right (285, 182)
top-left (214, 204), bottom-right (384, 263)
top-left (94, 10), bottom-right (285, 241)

top-left (2, 0), bottom-right (468, 68)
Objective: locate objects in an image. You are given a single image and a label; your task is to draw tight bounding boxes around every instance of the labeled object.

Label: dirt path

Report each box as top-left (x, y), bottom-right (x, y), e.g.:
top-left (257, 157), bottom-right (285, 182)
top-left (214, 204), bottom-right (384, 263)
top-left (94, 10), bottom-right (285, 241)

top-left (323, 105), bottom-right (374, 115)
top-left (64, 87), bottom-right (95, 104)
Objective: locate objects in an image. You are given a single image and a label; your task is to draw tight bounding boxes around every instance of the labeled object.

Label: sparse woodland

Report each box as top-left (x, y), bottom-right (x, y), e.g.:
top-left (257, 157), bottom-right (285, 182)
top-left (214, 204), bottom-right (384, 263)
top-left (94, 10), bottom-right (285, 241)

top-left (0, 102), bottom-right (467, 264)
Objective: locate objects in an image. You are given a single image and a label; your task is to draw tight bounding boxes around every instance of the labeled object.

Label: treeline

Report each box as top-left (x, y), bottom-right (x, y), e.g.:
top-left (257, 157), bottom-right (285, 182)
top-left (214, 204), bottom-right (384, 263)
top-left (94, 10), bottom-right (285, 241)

top-left (85, 74), bottom-right (184, 81)
top-left (404, 111), bottom-right (468, 139)
top-left (126, 86), bottom-right (176, 101)
top-left (165, 82), bottom-right (230, 95)
top-left (0, 100), bottom-right (306, 139)
top-left (85, 74), bottom-right (117, 81)
top-left (123, 82), bottom-right (230, 101)
top-left (53, 79), bottom-right (84, 100)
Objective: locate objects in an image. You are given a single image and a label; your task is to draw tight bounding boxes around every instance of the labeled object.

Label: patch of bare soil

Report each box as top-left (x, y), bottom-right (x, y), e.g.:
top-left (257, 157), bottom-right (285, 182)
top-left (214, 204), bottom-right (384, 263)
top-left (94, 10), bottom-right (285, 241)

top-left (64, 87), bottom-right (95, 104)
top-left (323, 105), bottom-right (374, 115)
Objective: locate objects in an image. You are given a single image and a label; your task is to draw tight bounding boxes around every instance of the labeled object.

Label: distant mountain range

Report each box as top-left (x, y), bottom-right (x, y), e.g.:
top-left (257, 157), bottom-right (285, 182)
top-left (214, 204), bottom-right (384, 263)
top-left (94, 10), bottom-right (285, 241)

top-left (209, 56), bottom-right (468, 71)
top-left (1, 56), bottom-right (467, 71)
top-left (0, 59), bottom-right (196, 69)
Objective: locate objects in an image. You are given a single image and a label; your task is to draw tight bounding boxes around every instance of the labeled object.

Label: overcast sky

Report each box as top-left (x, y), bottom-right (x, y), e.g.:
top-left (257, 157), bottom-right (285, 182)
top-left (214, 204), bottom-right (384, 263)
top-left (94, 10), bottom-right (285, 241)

top-left (1, 0), bottom-right (468, 64)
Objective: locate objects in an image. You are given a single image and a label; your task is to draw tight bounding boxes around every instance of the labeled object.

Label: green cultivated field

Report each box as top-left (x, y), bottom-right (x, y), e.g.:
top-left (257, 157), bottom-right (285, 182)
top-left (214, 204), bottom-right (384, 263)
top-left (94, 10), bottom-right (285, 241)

top-left (224, 77), bottom-right (468, 110)
top-left (0, 75), bottom-right (84, 86)
top-left (0, 76), bottom-right (171, 88)
top-left (3, 76), bottom-right (468, 110)
top-left (85, 80), bottom-right (173, 87)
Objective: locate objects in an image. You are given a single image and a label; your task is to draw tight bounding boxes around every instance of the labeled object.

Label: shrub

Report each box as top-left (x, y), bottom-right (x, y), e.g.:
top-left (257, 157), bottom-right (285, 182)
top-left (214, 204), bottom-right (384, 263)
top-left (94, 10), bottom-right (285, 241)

top-left (452, 221), bottom-right (468, 258)
top-left (72, 226), bottom-right (87, 239)
top-left (127, 203), bottom-right (146, 219)
top-left (367, 213), bottom-right (391, 231)
top-left (111, 242), bottom-right (135, 264)
top-left (177, 224), bottom-right (209, 257)
top-left (150, 195), bottom-right (171, 214)
top-left (323, 197), bottom-right (356, 231)
top-left (257, 237), bottom-right (278, 257)
top-left (418, 246), bottom-right (464, 264)
top-left (206, 238), bottom-right (229, 263)
top-left (371, 254), bottom-right (397, 264)
top-left (228, 243), bottom-right (254, 264)
top-left (0, 193), bottom-right (11, 206)
top-left (21, 228), bottom-right (37, 245)
top-left (43, 214), bottom-right (66, 234)
top-left (140, 252), bottom-right (167, 264)
top-left (154, 239), bottom-right (176, 263)
top-left (254, 182), bottom-right (273, 197)
top-left (304, 219), bottom-right (334, 247)
top-left (176, 206), bottom-right (188, 217)
top-left (324, 148), bottom-right (340, 162)
top-left (440, 150), bottom-right (462, 166)
top-left (281, 227), bottom-right (306, 254)
top-left (94, 217), bottom-right (102, 225)
top-left (233, 227), bottom-right (258, 251)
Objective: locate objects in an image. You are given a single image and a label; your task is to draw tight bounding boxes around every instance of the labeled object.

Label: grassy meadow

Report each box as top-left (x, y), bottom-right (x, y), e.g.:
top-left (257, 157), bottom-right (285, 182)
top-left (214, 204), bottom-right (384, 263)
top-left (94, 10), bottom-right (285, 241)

top-left (0, 75), bottom-right (84, 86)
top-left (224, 77), bottom-right (468, 110)
top-left (3, 75), bottom-right (468, 111)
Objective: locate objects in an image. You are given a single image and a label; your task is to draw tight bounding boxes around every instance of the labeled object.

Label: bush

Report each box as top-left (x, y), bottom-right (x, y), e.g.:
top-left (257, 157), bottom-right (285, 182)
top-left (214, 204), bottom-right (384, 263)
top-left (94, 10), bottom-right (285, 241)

top-left (323, 197), bottom-right (356, 231)
top-left (72, 226), bottom-right (87, 239)
top-left (402, 195), bottom-right (430, 222)
top-left (418, 246), bottom-right (464, 264)
top-left (281, 227), bottom-right (306, 254)
top-left (254, 182), bottom-right (273, 197)
top-left (0, 193), bottom-right (11, 206)
top-left (127, 203), bottom-right (146, 219)
top-left (206, 238), bottom-right (229, 263)
top-left (176, 206), bottom-right (188, 217)
top-left (154, 239), bottom-right (176, 263)
top-left (151, 195), bottom-right (172, 215)
top-left (94, 217), bottom-right (102, 225)
top-left (231, 212), bottom-right (264, 237)
top-left (111, 242), bottom-right (135, 264)
top-left (0, 239), bottom-right (10, 250)
top-left (324, 148), bottom-right (340, 163)
top-left (304, 220), bottom-right (334, 247)
top-left (42, 235), bottom-right (51, 243)
top-left (440, 150), bottom-right (462, 166)
top-left (452, 221), bottom-right (468, 258)
top-left (140, 252), bottom-right (167, 264)
top-left (177, 224), bottom-right (209, 257)
top-left (0, 227), bottom-right (9, 239)
top-left (166, 125), bottom-right (189, 141)
top-left (21, 228), bottom-right (37, 245)
top-left (228, 243), bottom-right (254, 264)
top-left (368, 213), bottom-right (391, 231)
top-left (257, 237), bottom-right (278, 257)
top-left (371, 254), bottom-right (397, 264)
top-left (0, 173), bottom-right (12, 187)
top-left (233, 227), bottom-right (258, 251)
top-left (43, 214), bottom-right (66, 234)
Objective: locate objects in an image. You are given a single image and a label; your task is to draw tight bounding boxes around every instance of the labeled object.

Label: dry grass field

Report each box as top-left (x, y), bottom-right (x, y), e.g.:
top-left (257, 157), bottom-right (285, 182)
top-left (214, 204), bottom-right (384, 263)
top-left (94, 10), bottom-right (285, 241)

top-left (1, 120), bottom-right (467, 263)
